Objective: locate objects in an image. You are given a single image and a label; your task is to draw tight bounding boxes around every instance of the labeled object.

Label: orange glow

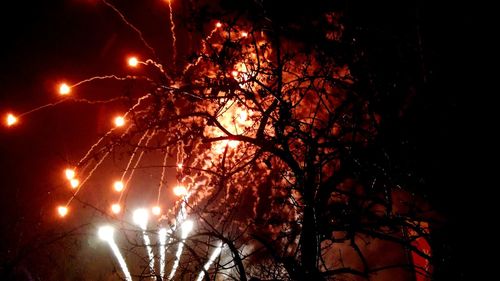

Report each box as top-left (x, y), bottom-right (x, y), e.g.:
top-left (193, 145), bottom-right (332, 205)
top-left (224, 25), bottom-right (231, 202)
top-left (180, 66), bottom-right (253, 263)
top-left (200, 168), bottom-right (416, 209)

top-left (215, 22), bottom-right (222, 28)
top-left (111, 203), bottom-right (121, 214)
top-left (70, 179), bottom-right (79, 189)
top-left (152, 206), bottom-right (161, 215)
top-left (114, 116), bottom-right (125, 127)
top-left (241, 31), bottom-right (248, 38)
top-left (65, 168), bottom-right (75, 180)
top-left (5, 113), bottom-right (18, 127)
top-left (173, 185), bottom-right (187, 196)
top-left (177, 163), bottom-right (183, 169)
top-left (57, 206), bottom-right (68, 217)
top-left (113, 181), bottom-right (124, 192)
top-left (59, 83), bottom-right (71, 95)
top-left (127, 56), bottom-right (139, 67)
top-left (231, 70), bottom-right (239, 77)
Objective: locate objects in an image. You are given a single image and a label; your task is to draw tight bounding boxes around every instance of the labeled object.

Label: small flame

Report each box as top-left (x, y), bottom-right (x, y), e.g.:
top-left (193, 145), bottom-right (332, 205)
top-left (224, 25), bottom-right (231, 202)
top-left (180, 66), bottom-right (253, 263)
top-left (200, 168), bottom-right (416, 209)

top-left (127, 57), bottom-right (139, 67)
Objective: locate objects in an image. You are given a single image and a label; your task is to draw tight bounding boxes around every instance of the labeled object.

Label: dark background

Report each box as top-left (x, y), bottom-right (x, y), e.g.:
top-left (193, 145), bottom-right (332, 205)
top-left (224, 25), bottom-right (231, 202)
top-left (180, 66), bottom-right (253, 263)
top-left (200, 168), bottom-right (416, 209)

top-left (0, 0), bottom-right (483, 280)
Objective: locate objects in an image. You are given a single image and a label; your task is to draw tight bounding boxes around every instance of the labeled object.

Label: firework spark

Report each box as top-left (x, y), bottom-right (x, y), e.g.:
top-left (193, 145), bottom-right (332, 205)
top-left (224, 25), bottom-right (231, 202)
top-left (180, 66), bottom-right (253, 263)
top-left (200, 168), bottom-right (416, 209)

top-left (98, 226), bottom-right (132, 281)
top-left (195, 242), bottom-right (224, 281)
top-left (168, 220), bottom-right (193, 280)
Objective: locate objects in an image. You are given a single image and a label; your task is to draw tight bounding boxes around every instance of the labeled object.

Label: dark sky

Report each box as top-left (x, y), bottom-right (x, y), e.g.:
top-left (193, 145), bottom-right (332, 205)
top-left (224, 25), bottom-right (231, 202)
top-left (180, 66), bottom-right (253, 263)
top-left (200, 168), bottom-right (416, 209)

top-left (0, 1), bottom-right (483, 280)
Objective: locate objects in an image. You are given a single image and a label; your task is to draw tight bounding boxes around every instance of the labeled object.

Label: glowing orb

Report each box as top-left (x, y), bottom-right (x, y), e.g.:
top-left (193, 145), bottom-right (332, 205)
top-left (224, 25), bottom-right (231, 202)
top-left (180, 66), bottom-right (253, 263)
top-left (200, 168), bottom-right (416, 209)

top-left (59, 83), bottom-right (71, 95)
top-left (215, 22), bottom-right (222, 28)
top-left (114, 116), bottom-right (125, 127)
top-left (5, 113), bottom-right (18, 127)
top-left (241, 31), bottom-right (248, 38)
top-left (111, 203), bottom-right (121, 214)
top-left (127, 57), bottom-right (139, 67)
top-left (152, 206), bottom-right (161, 216)
top-left (113, 181), bottom-right (124, 192)
top-left (98, 225), bottom-right (115, 241)
top-left (70, 178), bottom-right (79, 189)
top-left (231, 70), bottom-right (239, 77)
top-left (57, 206), bottom-right (68, 217)
top-left (132, 208), bottom-right (149, 229)
top-left (177, 163), bottom-right (183, 169)
top-left (173, 185), bottom-right (187, 196)
top-left (65, 168), bottom-right (75, 180)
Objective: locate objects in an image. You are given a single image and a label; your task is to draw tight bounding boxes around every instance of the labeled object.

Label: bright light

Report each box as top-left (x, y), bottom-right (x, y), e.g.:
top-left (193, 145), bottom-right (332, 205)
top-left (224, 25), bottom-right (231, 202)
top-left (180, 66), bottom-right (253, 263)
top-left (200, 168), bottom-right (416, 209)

top-left (111, 203), bottom-right (121, 214)
top-left (238, 110), bottom-right (248, 123)
top-left (215, 22), bottom-right (222, 28)
top-left (231, 70), bottom-right (239, 77)
top-left (114, 116), bottom-right (125, 127)
top-left (113, 181), bottom-right (124, 192)
top-left (228, 140), bottom-right (239, 148)
top-left (159, 228), bottom-right (168, 279)
top-left (98, 226), bottom-right (133, 281)
top-left (70, 178), bottom-right (79, 189)
top-left (152, 206), bottom-right (161, 215)
top-left (5, 113), bottom-right (18, 127)
top-left (127, 56), bottom-right (139, 67)
top-left (98, 225), bottom-right (115, 241)
top-left (57, 206), bottom-right (68, 217)
top-left (181, 220), bottom-right (194, 239)
top-left (132, 208), bottom-right (149, 230)
top-left (241, 31), bottom-right (248, 38)
top-left (65, 168), bottom-right (75, 180)
top-left (196, 242), bottom-right (224, 281)
top-left (177, 163), bottom-right (183, 169)
top-left (173, 185), bottom-right (187, 196)
top-left (59, 83), bottom-right (71, 95)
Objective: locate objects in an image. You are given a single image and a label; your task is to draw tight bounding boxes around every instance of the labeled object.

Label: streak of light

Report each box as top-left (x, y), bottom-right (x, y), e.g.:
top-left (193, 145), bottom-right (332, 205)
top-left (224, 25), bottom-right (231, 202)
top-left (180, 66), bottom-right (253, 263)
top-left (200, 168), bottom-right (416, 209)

top-left (98, 226), bottom-right (132, 281)
top-left (77, 93), bottom-right (151, 167)
top-left (159, 228), bottom-right (168, 279)
top-left (119, 130), bottom-right (156, 203)
top-left (132, 208), bottom-right (155, 276)
top-left (67, 150), bottom-right (111, 205)
top-left (101, 0), bottom-right (157, 58)
top-left (182, 25), bottom-right (219, 74)
top-left (156, 152), bottom-right (170, 206)
top-left (195, 242), bottom-right (224, 281)
top-left (168, 220), bottom-right (194, 280)
top-left (167, 0), bottom-right (177, 66)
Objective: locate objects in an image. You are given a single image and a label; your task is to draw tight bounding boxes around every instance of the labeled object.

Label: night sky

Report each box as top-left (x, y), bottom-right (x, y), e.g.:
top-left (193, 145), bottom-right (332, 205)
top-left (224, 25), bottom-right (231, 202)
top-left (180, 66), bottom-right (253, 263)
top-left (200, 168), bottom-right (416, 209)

top-left (0, 1), bottom-right (482, 280)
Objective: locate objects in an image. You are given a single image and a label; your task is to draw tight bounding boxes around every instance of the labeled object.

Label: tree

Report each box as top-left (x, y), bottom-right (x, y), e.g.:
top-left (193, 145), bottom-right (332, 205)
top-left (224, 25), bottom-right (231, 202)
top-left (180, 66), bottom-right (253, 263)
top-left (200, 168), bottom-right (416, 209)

top-left (3, 0), bottom-right (446, 280)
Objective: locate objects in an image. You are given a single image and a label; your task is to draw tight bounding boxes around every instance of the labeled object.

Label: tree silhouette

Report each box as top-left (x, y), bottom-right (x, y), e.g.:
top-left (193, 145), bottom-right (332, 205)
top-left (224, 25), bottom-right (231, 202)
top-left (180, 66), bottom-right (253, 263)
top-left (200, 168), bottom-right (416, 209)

top-left (2, 0), bottom-right (458, 280)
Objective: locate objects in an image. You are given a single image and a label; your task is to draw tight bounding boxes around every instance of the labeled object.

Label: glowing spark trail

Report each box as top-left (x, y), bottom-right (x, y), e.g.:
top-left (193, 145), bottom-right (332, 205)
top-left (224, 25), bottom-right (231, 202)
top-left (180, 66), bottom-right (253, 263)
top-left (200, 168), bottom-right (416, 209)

top-left (59, 83), bottom-right (71, 95)
top-left (156, 152), bottom-right (169, 206)
top-left (182, 24), bottom-right (219, 74)
top-left (167, 0), bottom-right (177, 67)
top-left (101, 0), bottom-right (157, 58)
top-left (159, 228), bottom-right (169, 279)
top-left (168, 220), bottom-right (194, 280)
top-left (133, 209), bottom-right (155, 276)
top-left (98, 226), bottom-right (132, 281)
top-left (195, 242), bottom-right (224, 281)
top-left (77, 93), bottom-right (151, 167)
